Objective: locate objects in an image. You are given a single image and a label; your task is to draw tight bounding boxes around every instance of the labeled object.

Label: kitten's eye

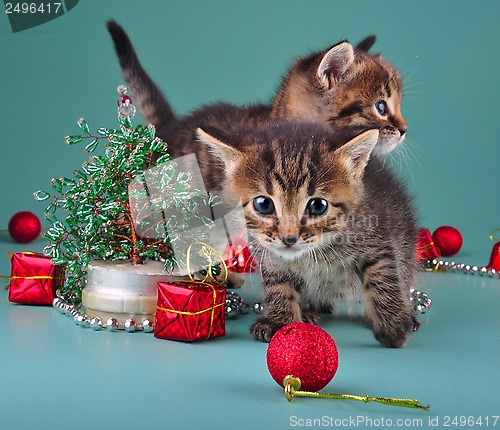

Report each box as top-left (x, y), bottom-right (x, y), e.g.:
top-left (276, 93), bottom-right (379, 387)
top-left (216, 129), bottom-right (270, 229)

top-left (306, 198), bottom-right (328, 216)
top-left (253, 196), bottom-right (275, 215)
top-left (375, 100), bottom-right (388, 116)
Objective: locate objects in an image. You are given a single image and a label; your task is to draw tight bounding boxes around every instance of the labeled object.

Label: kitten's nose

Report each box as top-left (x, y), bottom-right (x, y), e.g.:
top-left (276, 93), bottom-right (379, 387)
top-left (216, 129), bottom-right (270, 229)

top-left (281, 235), bottom-right (298, 247)
top-left (391, 113), bottom-right (407, 137)
top-left (398, 125), bottom-right (408, 137)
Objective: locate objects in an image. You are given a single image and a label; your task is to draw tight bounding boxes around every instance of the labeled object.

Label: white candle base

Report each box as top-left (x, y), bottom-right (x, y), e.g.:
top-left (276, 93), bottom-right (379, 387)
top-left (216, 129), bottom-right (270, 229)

top-left (82, 259), bottom-right (183, 325)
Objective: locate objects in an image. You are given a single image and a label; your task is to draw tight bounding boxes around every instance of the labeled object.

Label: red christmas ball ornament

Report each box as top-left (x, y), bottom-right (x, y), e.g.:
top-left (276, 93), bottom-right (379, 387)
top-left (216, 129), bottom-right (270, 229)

top-left (266, 323), bottom-right (429, 409)
top-left (432, 226), bottom-right (463, 257)
top-left (223, 236), bottom-right (257, 273)
top-left (266, 322), bottom-right (338, 392)
top-left (8, 211), bottom-right (42, 243)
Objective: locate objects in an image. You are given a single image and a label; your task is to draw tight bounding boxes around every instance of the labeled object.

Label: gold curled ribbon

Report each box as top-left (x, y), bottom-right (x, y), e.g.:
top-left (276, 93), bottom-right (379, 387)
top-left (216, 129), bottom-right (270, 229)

top-left (489, 229), bottom-right (500, 241)
top-left (283, 376), bottom-right (430, 410)
top-left (424, 246), bottom-right (443, 272)
top-left (186, 241), bottom-right (228, 285)
top-left (157, 242), bottom-right (227, 340)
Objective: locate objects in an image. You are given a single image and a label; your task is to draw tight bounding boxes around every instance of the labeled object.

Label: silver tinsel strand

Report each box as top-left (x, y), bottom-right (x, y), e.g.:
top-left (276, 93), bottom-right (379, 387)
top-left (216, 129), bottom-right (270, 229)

top-left (410, 288), bottom-right (432, 314)
top-left (425, 259), bottom-right (498, 278)
top-left (52, 297), bottom-right (154, 333)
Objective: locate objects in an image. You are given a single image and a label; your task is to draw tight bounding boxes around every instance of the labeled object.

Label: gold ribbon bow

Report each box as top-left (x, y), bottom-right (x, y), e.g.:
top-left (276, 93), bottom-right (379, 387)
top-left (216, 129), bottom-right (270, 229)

top-left (156, 242), bottom-right (228, 339)
top-left (489, 229), bottom-right (500, 241)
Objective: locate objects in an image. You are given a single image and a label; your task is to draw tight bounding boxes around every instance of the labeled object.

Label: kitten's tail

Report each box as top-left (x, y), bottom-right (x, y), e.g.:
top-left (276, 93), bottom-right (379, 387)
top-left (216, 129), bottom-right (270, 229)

top-left (107, 20), bottom-right (176, 126)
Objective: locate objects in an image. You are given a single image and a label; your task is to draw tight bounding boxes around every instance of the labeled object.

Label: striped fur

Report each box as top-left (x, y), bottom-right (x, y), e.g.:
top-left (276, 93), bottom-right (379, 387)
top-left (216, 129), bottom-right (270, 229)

top-left (198, 123), bottom-right (418, 348)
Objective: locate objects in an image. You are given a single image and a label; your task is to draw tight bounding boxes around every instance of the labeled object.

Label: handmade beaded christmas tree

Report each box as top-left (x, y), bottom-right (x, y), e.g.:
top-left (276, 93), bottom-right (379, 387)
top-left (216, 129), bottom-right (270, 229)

top-left (35, 86), bottom-right (216, 303)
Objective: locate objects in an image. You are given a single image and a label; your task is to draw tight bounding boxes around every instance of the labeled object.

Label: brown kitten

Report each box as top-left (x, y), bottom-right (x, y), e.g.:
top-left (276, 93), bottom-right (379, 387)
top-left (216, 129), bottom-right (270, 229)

top-left (271, 39), bottom-right (408, 155)
top-left (197, 123), bottom-right (418, 348)
top-left (107, 21), bottom-right (406, 156)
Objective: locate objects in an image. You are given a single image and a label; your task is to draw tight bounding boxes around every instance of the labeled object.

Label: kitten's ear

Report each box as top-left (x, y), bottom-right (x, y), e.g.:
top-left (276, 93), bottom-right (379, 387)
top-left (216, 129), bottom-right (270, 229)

top-left (317, 42), bottom-right (355, 88)
top-left (196, 128), bottom-right (242, 174)
top-left (355, 35), bottom-right (376, 52)
top-left (334, 129), bottom-right (379, 179)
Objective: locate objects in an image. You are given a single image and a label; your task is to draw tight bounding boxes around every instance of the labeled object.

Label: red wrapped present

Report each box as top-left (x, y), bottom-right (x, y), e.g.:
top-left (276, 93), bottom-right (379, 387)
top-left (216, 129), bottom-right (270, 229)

top-left (416, 229), bottom-right (440, 262)
top-left (223, 235), bottom-right (257, 273)
top-left (487, 242), bottom-right (500, 271)
top-left (7, 252), bottom-right (65, 305)
top-left (155, 280), bottom-right (226, 342)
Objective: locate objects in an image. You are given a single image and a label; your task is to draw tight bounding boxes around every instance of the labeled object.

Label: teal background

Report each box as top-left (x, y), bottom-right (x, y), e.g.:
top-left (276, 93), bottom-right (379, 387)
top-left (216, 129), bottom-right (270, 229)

top-left (1, 0), bottom-right (499, 262)
top-left (1, 2), bottom-right (499, 430)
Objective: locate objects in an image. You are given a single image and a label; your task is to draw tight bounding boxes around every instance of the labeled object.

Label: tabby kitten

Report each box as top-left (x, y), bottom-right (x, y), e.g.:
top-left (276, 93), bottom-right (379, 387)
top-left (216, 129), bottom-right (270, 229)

top-left (196, 123), bottom-right (417, 348)
top-left (270, 37), bottom-right (407, 155)
top-left (107, 21), bottom-right (407, 156)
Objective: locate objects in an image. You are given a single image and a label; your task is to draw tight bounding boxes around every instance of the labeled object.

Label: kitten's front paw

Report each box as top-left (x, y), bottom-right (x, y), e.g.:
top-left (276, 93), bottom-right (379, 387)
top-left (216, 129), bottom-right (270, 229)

top-left (372, 314), bottom-right (414, 348)
top-left (301, 310), bottom-right (320, 324)
top-left (250, 317), bottom-right (284, 342)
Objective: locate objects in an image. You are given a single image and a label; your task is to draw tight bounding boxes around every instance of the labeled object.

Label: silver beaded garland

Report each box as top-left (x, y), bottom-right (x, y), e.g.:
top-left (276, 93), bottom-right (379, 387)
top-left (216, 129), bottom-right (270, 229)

top-left (141, 320), bottom-right (154, 333)
top-left (73, 313), bottom-right (82, 324)
top-left (79, 315), bottom-right (90, 328)
top-left (225, 305), bottom-right (239, 319)
top-left (224, 290), bottom-right (257, 318)
top-left (410, 288), bottom-right (432, 314)
top-left (253, 302), bottom-right (265, 314)
top-left (52, 296), bottom-right (155, 333)
top-left (90, 316), bottom-right (102, 331)
top-left (106, 318), bottom-right (119, 332)
top-left (427, 259), bottom-right (499, 278)
top-left (220, 290), bottom-right (270, 317)
top-left (239, 302), bottom-right (250, 315)
top-left (124, 319), bottom-right (137, 333)
top-left (224, 290), bottom-right (433, 317)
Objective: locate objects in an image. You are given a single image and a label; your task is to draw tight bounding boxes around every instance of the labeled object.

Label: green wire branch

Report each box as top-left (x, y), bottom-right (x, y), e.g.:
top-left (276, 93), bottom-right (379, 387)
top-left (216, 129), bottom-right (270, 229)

top-left (283, 376), bottom-right (430, 411)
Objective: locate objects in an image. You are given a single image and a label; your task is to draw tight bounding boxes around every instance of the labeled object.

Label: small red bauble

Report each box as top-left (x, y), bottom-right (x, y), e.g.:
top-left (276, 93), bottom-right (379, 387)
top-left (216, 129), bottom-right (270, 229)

top-left (8, 211), bottom-right (41, 243)
top-left (432, 225), bottom-right (463, 257)
top-left (266, 322), bottom-right (338, 392)
top-left (432, 226), bottom-right (463, 257)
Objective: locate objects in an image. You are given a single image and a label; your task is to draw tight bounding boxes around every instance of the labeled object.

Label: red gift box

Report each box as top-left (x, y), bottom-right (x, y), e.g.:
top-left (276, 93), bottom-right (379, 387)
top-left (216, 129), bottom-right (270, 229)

top-left (154, 280), bottom-right (226, 341)
top-left (416, 229), bottom-right (440, 262)
top-left (7, 252), bottom-right (65, 305)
